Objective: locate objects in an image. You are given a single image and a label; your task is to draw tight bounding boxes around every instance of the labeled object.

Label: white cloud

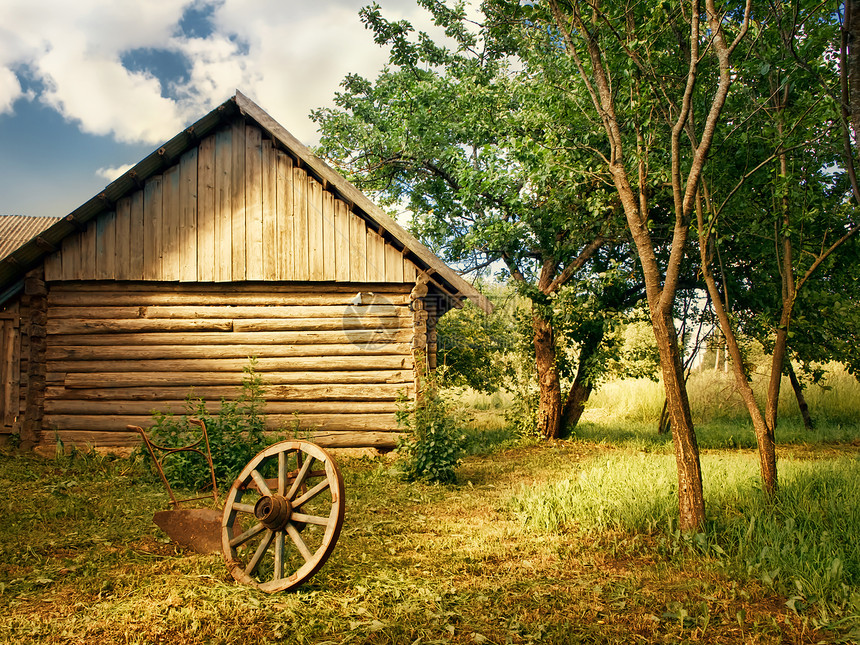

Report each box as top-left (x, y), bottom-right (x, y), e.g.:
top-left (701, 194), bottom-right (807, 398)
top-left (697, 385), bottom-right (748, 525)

top-left (0, 0), bottom-right (477, 146)
top-left (37, 43), bottom-right (187, 144)
top-left (0, 67), bottom-right (23, 114)
top-left (171, 0), bottom-right (457, 143)
top-left (96, 164), bottom-right (135, 182)
top-left (0, 0), bottom-right (194, 143)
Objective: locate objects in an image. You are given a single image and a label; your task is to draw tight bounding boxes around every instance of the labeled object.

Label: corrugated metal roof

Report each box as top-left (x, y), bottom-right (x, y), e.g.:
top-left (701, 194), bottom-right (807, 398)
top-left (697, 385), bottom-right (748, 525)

top-left (0, 215), bottom-right (61, 260)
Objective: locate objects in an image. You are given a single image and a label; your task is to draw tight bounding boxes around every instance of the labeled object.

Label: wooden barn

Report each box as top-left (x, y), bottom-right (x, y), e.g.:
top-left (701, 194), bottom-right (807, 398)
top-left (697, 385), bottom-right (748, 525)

top-left (0, 92), bottom-right (489, 454)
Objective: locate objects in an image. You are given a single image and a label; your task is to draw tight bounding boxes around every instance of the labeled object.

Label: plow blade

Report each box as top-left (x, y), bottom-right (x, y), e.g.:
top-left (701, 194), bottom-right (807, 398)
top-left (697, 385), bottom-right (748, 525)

top-left (153, 509), bottom-right (224, 554)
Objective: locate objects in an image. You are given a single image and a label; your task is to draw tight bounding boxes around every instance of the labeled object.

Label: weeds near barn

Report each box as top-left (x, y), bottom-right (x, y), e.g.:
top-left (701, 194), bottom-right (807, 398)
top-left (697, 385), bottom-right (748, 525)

top-left (137, 360), bottom-right (276, 491)
top-left (395, 377), bottom-right (466, 484)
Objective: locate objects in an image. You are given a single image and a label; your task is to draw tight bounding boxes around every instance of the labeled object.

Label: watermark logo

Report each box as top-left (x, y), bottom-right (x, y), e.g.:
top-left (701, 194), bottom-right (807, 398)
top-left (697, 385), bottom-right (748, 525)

top-left (341, 291), bottom-right (401, 350)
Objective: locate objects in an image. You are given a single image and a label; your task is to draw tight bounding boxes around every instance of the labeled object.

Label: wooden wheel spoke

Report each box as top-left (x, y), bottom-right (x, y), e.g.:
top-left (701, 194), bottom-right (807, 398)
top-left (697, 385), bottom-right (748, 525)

top-left (287, 456), bottom-right (315, 500)
top-left (278, 451), bottom-right (288, 496)
top-left (285, 522), bottom-right (313, 562)
top-left (245, 529), bottom-right (274, 575)
top-left (229, 522), bottom-right (266, 547)
top-left (273, 531), bottom-right (285, 581)
top-left (292, 478), bottom-right (330, 508)
top-left (232, 502), bottom-right (256, 514)
top-left (251, 469), bottom-right (272, 496)
top-left (291, 512), bottom-right (330, 527)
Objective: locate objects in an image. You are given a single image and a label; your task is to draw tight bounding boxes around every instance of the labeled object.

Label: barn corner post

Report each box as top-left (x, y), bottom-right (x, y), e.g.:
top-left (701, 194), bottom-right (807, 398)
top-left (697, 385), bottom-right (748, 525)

top-left (410, 272), bottom-right (432, 404)
top-left (20, 268), bottom-right (47, 451)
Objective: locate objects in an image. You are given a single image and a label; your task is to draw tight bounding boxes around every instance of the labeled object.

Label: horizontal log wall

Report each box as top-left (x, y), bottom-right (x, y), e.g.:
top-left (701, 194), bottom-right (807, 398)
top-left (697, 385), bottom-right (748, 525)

top-left (43, 122), bottom-right (419, 286)
top-left (41, 282), bottom-right (414, 450)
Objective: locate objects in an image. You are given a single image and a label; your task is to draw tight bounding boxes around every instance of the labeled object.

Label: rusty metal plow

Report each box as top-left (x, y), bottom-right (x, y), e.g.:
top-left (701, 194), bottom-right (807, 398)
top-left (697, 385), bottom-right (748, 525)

top-left (131, 420), bottom-right (345, 593)
top-left (130, 419), bottom-right (223, 554)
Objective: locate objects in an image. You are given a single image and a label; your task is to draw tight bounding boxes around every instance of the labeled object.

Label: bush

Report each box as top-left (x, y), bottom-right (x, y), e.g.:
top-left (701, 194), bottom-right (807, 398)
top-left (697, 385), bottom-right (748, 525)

top-left (138, 361), bottom-right (273, 492)
top-left (396, 378), bottom-right (465, 484)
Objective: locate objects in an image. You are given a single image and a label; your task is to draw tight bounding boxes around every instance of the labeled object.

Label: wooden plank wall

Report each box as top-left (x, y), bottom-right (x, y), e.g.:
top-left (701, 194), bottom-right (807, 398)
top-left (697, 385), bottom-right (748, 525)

top-left (40, 282), bottom-right (414, 450)
top-left (43, 122), bottom-right (419, 286)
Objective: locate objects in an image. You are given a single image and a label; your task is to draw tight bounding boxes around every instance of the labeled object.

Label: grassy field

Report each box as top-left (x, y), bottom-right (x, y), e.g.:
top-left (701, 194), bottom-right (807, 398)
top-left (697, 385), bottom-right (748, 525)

top-left (0, 398), bottom-right (857, 644)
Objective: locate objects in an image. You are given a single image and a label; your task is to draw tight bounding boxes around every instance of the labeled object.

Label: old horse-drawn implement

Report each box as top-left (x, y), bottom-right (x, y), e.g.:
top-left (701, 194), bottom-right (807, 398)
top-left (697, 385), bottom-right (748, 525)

top-left (132, 420), bottom-right (345, 593)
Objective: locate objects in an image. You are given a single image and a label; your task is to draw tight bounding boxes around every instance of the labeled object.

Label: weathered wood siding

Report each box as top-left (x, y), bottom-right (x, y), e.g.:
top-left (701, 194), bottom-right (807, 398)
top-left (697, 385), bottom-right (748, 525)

top-left (0, 313), bottom-right (20, 431)
top-left (41, 282), bottom-right (415, 449)
top-left (43, 123), bottom-right (418, 286)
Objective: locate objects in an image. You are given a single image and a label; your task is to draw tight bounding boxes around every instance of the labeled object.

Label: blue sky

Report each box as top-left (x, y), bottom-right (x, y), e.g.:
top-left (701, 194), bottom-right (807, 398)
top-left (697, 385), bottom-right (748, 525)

top-left (0, 0), bottom-right (441, 219)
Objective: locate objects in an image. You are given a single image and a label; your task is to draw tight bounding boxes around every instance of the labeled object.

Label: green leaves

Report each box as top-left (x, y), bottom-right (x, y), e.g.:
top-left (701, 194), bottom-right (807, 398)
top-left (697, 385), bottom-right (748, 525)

top-left (313, 1), bottom-right (625, 284)
top-left (395, 380), bottom-right (465, 484)
top-left (140, 361), bottom-right (272, 492)
top-left (435, 296), bottom-right (513, 393)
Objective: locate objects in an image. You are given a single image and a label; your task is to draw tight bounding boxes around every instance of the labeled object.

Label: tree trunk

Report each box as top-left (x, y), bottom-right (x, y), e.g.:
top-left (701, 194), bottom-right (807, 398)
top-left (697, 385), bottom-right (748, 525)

top-left (657, 399), bottom-right (671, 434)
top-left (652, 311), bottom-right (707, 532)
top-left (786, 360), bottom-right (814, 431)
top-left (765, 322), bottom-right (789, 432)
top-left (765, 139), bottom-right (795, 435)
top-left (696, 205), bottom-right (779, 495)
top-left (561, 379), bottom-right (592, 437)
top-left (848, 0), bottom-right (860, 143)
top-left (560, 328), bottom-right (603, 436)
top-left (533, 313), bottom-right (563, 439)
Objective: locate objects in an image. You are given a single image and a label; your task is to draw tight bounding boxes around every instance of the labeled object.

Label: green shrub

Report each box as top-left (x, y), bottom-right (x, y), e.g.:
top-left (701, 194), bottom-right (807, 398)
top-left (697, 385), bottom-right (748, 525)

top-left (138, 361), bottom-right (272, 492)
top-left (396, 378), bottom-right (465, 484)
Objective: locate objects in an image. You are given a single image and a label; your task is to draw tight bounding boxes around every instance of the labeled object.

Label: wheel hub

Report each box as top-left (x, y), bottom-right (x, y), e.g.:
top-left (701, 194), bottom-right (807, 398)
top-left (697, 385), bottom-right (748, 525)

top-left (254, 495), bottom-right (293, 531)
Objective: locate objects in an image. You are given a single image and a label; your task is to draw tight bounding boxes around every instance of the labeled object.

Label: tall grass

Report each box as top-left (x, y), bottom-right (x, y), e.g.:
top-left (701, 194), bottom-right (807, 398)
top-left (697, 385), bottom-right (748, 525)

top-left (800, 368), bottom-right (860, 424)
top-left (579, 365), bottom-right (860, 448)
top-left (582, 378), bottom-right (666, 425)
top-left (454, 388), bottom-right (513, 411)
top-left (451, 362), bottom-right (860, 443)
top-left (510, 452), bottom-right (860, 624)
top-left (510, 453), bottom-right (677, 533)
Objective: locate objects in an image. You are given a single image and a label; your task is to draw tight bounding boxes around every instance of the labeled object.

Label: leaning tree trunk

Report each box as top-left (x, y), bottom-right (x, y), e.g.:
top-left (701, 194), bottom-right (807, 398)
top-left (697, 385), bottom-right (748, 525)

top-left (697, 206), bottom-right (779, 495)
top-left (657, 399), bottom-right (671, 435)
top-left (786, 361), bottom-right (814, 431)
top-left (560, 328), bottom-right (603, 436)
top-left (561, 378), bottom-right (592, 437)
top-left (533, 313), bottom-right (563, 440)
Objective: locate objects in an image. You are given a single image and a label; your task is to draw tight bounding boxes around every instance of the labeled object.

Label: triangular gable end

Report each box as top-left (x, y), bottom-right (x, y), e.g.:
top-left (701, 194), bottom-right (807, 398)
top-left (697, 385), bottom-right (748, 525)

top-left (43, 118), bottom-right (421, 288)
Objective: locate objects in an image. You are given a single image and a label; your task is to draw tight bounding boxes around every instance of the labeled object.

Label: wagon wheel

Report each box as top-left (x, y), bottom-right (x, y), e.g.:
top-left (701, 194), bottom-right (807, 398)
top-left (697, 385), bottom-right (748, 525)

top-left (221, 441), bottom-right (345, 593)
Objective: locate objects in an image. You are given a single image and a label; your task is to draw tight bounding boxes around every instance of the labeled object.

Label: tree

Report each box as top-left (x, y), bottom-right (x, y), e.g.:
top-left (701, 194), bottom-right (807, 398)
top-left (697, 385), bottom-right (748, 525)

top-left (550, 254), bottom-right (651, 431)
top-left (496, 0), bottom-right (753, 530)
top-left (434, 291), bottom-right (513, 393)
top-left (312, 0), bottom-right (631, 440)
top-left (691, 0), bottom-right (860, 492)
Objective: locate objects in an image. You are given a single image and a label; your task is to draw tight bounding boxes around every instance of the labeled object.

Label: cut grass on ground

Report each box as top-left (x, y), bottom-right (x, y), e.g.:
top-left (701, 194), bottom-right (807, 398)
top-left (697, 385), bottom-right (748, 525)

top-left (1, 430), bottom-right (857, 644)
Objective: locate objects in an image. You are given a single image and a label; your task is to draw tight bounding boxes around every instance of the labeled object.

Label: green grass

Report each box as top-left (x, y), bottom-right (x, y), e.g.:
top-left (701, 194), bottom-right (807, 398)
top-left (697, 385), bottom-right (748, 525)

top-left (510, 451), bottom-right (860, 628)
top-left (0, 383), bottom-right (858, 643)
top-left (584, 365), bottom-right (860, 428)
top-left (571, 417), bottom-right (860, 453)
top-left (576, 365), bottom-right (860, 452)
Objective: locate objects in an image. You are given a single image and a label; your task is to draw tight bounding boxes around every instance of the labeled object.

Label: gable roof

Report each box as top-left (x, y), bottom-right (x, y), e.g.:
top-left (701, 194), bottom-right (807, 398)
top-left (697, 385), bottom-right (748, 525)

top-left (0, 92), bottom-right (490, 313)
